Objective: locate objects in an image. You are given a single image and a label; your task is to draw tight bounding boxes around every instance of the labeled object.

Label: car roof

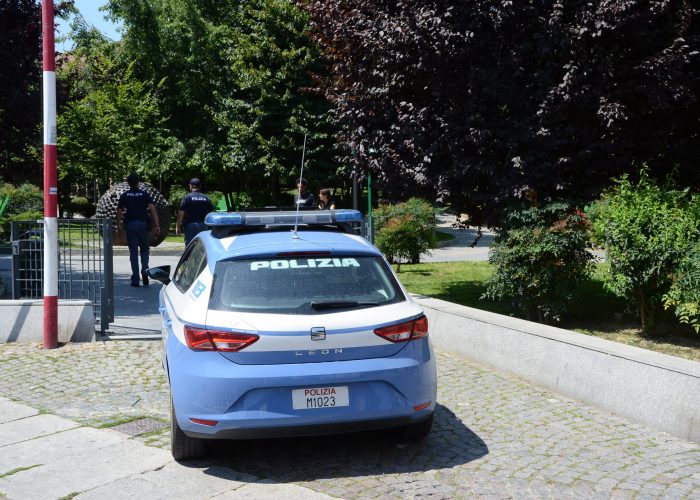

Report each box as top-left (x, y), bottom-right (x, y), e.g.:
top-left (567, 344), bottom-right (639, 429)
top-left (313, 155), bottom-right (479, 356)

top-left (201, 229), bottom-right (382, 261)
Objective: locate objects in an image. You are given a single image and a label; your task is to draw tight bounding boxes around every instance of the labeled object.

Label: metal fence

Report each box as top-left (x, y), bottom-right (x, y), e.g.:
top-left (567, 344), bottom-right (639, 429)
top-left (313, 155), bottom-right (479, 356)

top-left (11, 219), bottom-right (114, 333)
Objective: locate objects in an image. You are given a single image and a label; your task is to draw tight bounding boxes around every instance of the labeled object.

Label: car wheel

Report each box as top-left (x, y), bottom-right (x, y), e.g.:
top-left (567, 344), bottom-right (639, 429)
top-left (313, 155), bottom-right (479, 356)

top-left (170, 396), bottom-right (206, 460)
top-left (398, 412), bottom-right (434, 441)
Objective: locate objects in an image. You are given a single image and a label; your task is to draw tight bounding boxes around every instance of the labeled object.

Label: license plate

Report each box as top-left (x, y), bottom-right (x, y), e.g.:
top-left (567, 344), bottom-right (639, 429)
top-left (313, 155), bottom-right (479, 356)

top-left (292, 386), bottom-right (349, 410)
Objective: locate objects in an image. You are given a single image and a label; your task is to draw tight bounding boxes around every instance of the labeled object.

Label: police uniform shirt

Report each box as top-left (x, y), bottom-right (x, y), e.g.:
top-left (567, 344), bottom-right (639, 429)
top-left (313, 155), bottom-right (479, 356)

top-left (117, 189), bottom-right (153, 222)
top-left (180, 192), bottom-right (214, 224)
top-left (295, 191), bottom-right (315, 207)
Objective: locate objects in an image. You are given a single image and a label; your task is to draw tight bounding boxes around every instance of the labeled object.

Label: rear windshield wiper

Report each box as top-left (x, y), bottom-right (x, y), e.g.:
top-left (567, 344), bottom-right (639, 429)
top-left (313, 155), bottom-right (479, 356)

top-left (311, 301), bottom-right (379, 310)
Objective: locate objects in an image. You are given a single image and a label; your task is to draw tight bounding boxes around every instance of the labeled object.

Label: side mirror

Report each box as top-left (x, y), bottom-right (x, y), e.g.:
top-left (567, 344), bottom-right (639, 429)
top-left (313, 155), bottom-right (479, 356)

top-left (146, 265), bottom-right (171, 285)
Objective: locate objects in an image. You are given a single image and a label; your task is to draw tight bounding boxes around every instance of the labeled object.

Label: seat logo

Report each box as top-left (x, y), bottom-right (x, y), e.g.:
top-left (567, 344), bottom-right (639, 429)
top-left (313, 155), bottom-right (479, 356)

top-left (311, 327), bottom-right (326, 341)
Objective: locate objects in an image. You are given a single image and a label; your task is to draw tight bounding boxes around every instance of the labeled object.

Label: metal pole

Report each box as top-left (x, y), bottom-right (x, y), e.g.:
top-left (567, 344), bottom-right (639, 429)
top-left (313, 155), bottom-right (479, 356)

top-left (367, 174), bottom-right (373, 243)
top-left (42, 0), bottom-right (59, 349)
top-left (352, 174), bottom-right (359, 210)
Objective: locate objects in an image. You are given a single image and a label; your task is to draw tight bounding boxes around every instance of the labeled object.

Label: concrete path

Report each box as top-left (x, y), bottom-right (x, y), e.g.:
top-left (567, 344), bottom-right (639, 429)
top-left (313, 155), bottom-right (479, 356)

top-left (422, 215), bottom-right (494, 263)
top-left (0, 397), bottom-right (332, 500)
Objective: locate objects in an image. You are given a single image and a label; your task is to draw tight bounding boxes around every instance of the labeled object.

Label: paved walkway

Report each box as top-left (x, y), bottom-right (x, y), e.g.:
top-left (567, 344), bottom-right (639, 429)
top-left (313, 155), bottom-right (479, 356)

top-left (1, 342), bottom-right (698, 499)
top-left (422, 215), bottom-right (494, 263)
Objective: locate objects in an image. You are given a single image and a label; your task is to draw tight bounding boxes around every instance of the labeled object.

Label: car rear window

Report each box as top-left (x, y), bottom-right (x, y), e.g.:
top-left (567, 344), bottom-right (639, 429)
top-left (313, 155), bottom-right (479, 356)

top-left (209, 255), bottom-right (405, 314)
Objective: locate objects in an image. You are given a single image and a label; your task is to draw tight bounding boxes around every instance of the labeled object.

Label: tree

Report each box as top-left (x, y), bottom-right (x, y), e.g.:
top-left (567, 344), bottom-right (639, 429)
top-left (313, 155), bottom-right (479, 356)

top-left (106, 0), bottom-right (338, 205)
top-left (0, 0), bottom-right (73, 184)
top-left (304, 1), bottom-right (700, 224)
top-left (57, 22), bottom-right (175, 190)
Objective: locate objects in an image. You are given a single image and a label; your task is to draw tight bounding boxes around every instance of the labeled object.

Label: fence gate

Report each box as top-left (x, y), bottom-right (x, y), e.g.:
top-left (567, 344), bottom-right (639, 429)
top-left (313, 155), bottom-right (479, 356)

top-left (11, 219), bottom-right (114, 333)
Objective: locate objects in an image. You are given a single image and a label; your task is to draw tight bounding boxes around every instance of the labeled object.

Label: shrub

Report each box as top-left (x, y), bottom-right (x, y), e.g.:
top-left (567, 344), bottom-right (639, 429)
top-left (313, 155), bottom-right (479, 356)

top-left (69, 196), bottom-right (96, 218)
top-left (0, 210), bottom-right (45, 239)
top-left (374, 198), bottom-right (437, 271)
top-left (588, 171), bottom-right (700, 334)
top-left (0, 183), bottom-right (43, 215)
top-left (483, 202), bottom-right (593, 324)
top-left (664, 241), bottom-right (700, 333)
top-left (0, 183), bottom-right (44, 241)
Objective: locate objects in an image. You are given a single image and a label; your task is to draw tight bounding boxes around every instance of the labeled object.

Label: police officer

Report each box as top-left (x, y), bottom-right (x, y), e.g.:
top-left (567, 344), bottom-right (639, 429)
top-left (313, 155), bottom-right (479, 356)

top-left (116, 172), bottom-right (160, 287)
top-left (176, 178), bottom-right (214, 246)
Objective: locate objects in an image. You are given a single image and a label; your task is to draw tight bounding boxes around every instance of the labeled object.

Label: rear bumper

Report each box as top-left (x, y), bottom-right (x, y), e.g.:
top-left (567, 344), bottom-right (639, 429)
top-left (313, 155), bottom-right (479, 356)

top-left (186, 413), bottom-right (432, 440)
top-left (167, 337), bottom-right (437, 439)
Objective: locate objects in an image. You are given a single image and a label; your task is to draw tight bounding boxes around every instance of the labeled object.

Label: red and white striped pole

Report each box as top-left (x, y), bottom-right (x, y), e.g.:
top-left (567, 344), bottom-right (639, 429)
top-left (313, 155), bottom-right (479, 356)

top-left (42, 0), bottom-right (58, 349)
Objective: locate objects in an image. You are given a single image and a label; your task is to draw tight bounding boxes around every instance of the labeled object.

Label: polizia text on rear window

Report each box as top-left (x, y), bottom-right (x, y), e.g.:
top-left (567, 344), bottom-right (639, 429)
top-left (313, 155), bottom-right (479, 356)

top-left (209, 256), bottom-right (405, 314)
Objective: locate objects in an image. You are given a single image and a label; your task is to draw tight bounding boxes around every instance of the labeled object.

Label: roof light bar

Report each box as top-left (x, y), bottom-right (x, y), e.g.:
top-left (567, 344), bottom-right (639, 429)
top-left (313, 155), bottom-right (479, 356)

top-left (205, 209), bottom-right (362, 228)
top-left (205, 213), bottom-right (243, 227)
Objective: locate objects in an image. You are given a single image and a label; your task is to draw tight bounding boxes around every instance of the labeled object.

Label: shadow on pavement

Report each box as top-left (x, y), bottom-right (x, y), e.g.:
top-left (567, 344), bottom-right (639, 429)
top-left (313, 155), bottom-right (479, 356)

top-left (200, 403), bottom-right (488, 481)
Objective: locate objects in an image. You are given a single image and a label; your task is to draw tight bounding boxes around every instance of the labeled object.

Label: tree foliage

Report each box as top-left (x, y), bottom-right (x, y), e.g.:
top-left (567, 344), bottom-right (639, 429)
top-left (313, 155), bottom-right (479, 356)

top-left (106, 0), bottom-right (338, 203)
top-left (57, 23), bottom-right (174, 188)
top-left (304, 0), bottom-right (700, 224)
top-left (0, 0), bottom-right (73, 183)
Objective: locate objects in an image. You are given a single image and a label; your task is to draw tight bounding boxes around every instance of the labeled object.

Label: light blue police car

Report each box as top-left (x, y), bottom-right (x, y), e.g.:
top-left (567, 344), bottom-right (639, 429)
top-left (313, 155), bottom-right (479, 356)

top-left (147, 209), bottom-right (437, 460)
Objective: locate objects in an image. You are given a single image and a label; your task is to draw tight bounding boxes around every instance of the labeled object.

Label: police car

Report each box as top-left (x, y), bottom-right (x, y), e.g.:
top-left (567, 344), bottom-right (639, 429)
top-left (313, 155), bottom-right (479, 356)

top-left (147, 209), bottom-right (437, 460)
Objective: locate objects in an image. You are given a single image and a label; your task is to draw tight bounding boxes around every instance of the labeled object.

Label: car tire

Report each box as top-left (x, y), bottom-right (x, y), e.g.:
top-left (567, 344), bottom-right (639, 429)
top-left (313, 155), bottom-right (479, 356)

top-left (170, 397), bottom-right (206, 460)
top-left (398, 412), bottom-right (434, 441)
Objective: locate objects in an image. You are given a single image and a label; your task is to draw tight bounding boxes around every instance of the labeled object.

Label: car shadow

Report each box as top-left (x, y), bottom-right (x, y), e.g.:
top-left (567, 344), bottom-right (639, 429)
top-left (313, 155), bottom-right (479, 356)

top-left (196, 403), bottom-right (488, 482)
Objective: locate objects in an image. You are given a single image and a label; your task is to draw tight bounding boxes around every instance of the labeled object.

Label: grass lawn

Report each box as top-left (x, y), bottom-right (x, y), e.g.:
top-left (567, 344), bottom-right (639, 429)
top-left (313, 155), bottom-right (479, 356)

top-left (394, 261), bottom-right (700, 362)
top-left (162, 233), bottom-right (184, 243)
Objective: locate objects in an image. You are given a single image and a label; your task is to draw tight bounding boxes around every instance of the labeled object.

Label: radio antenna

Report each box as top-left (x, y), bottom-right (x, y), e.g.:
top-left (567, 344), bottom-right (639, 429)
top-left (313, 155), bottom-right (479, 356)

top-left (292, 133), bottom-right (307, 239)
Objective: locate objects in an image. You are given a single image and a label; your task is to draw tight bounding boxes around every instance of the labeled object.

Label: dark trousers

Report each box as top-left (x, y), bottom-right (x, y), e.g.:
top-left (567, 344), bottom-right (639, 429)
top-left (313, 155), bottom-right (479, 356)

top-left (184, 222), bottom-right (208, 247)
top-left (125, 220), bottom-right (150, 284)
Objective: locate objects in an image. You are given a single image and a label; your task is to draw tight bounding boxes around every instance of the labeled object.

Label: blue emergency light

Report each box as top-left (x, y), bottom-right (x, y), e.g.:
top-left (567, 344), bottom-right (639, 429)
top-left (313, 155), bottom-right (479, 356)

top-left (205, 209), bottom-right (362, 228)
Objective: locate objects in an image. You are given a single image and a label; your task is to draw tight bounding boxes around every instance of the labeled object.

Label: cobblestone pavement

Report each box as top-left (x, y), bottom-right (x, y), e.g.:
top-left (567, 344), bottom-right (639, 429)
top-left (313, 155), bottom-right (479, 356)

top-left (1, 341), bottom-right (699, 499)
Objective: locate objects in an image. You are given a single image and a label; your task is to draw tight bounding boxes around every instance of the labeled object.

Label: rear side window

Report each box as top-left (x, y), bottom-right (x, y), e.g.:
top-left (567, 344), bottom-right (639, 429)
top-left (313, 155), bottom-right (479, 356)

top-left (209, 255), bottom-right (405, 314)
top-left (172, 241), bottom-right (207, 292)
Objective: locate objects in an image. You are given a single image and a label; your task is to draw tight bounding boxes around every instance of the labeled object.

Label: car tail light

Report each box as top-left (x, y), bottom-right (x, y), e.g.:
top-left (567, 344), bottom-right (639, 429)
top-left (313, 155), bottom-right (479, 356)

top-left (184, 326), bottom-right (259, 352)
top-left (414, 401), bottom-right (432, 412)
top-left (190, 418), bottom-right (218, 426)
top-left (374, 315), bottom-right (428, 343)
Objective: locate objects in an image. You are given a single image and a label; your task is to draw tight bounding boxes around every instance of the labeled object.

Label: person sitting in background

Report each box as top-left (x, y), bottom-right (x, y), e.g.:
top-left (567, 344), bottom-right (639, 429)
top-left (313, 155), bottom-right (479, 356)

top-left (317, 188), bottom-right (337, 210)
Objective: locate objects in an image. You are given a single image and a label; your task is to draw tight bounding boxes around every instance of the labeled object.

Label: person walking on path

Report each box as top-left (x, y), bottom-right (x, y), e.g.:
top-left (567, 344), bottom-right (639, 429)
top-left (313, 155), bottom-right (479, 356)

top-left (294, 178), bottom-right (315, 207)
top-left (176, 178), bottom-right (214, 246)
top-left (116, 172), bottom-right (161, 287)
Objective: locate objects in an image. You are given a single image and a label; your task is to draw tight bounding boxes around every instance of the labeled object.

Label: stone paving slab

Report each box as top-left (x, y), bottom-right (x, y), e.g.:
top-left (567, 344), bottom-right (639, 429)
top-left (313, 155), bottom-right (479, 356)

top-left (80, 464), bottom-right (334, 499)
top-left (0, 398), bottom-right (38, 424)
top-left (0, 438), bottom-right (171, 500)
top-left (0, 426), bottom-right (126, 476)
top-left (76, 461), bottom-right (258, 499)
top-left (0, 414), bottom-right (78, 447)
top-left (1, 341), bottom-right (699, 498)
top-left (215, 481), bottom-right (336, 499)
